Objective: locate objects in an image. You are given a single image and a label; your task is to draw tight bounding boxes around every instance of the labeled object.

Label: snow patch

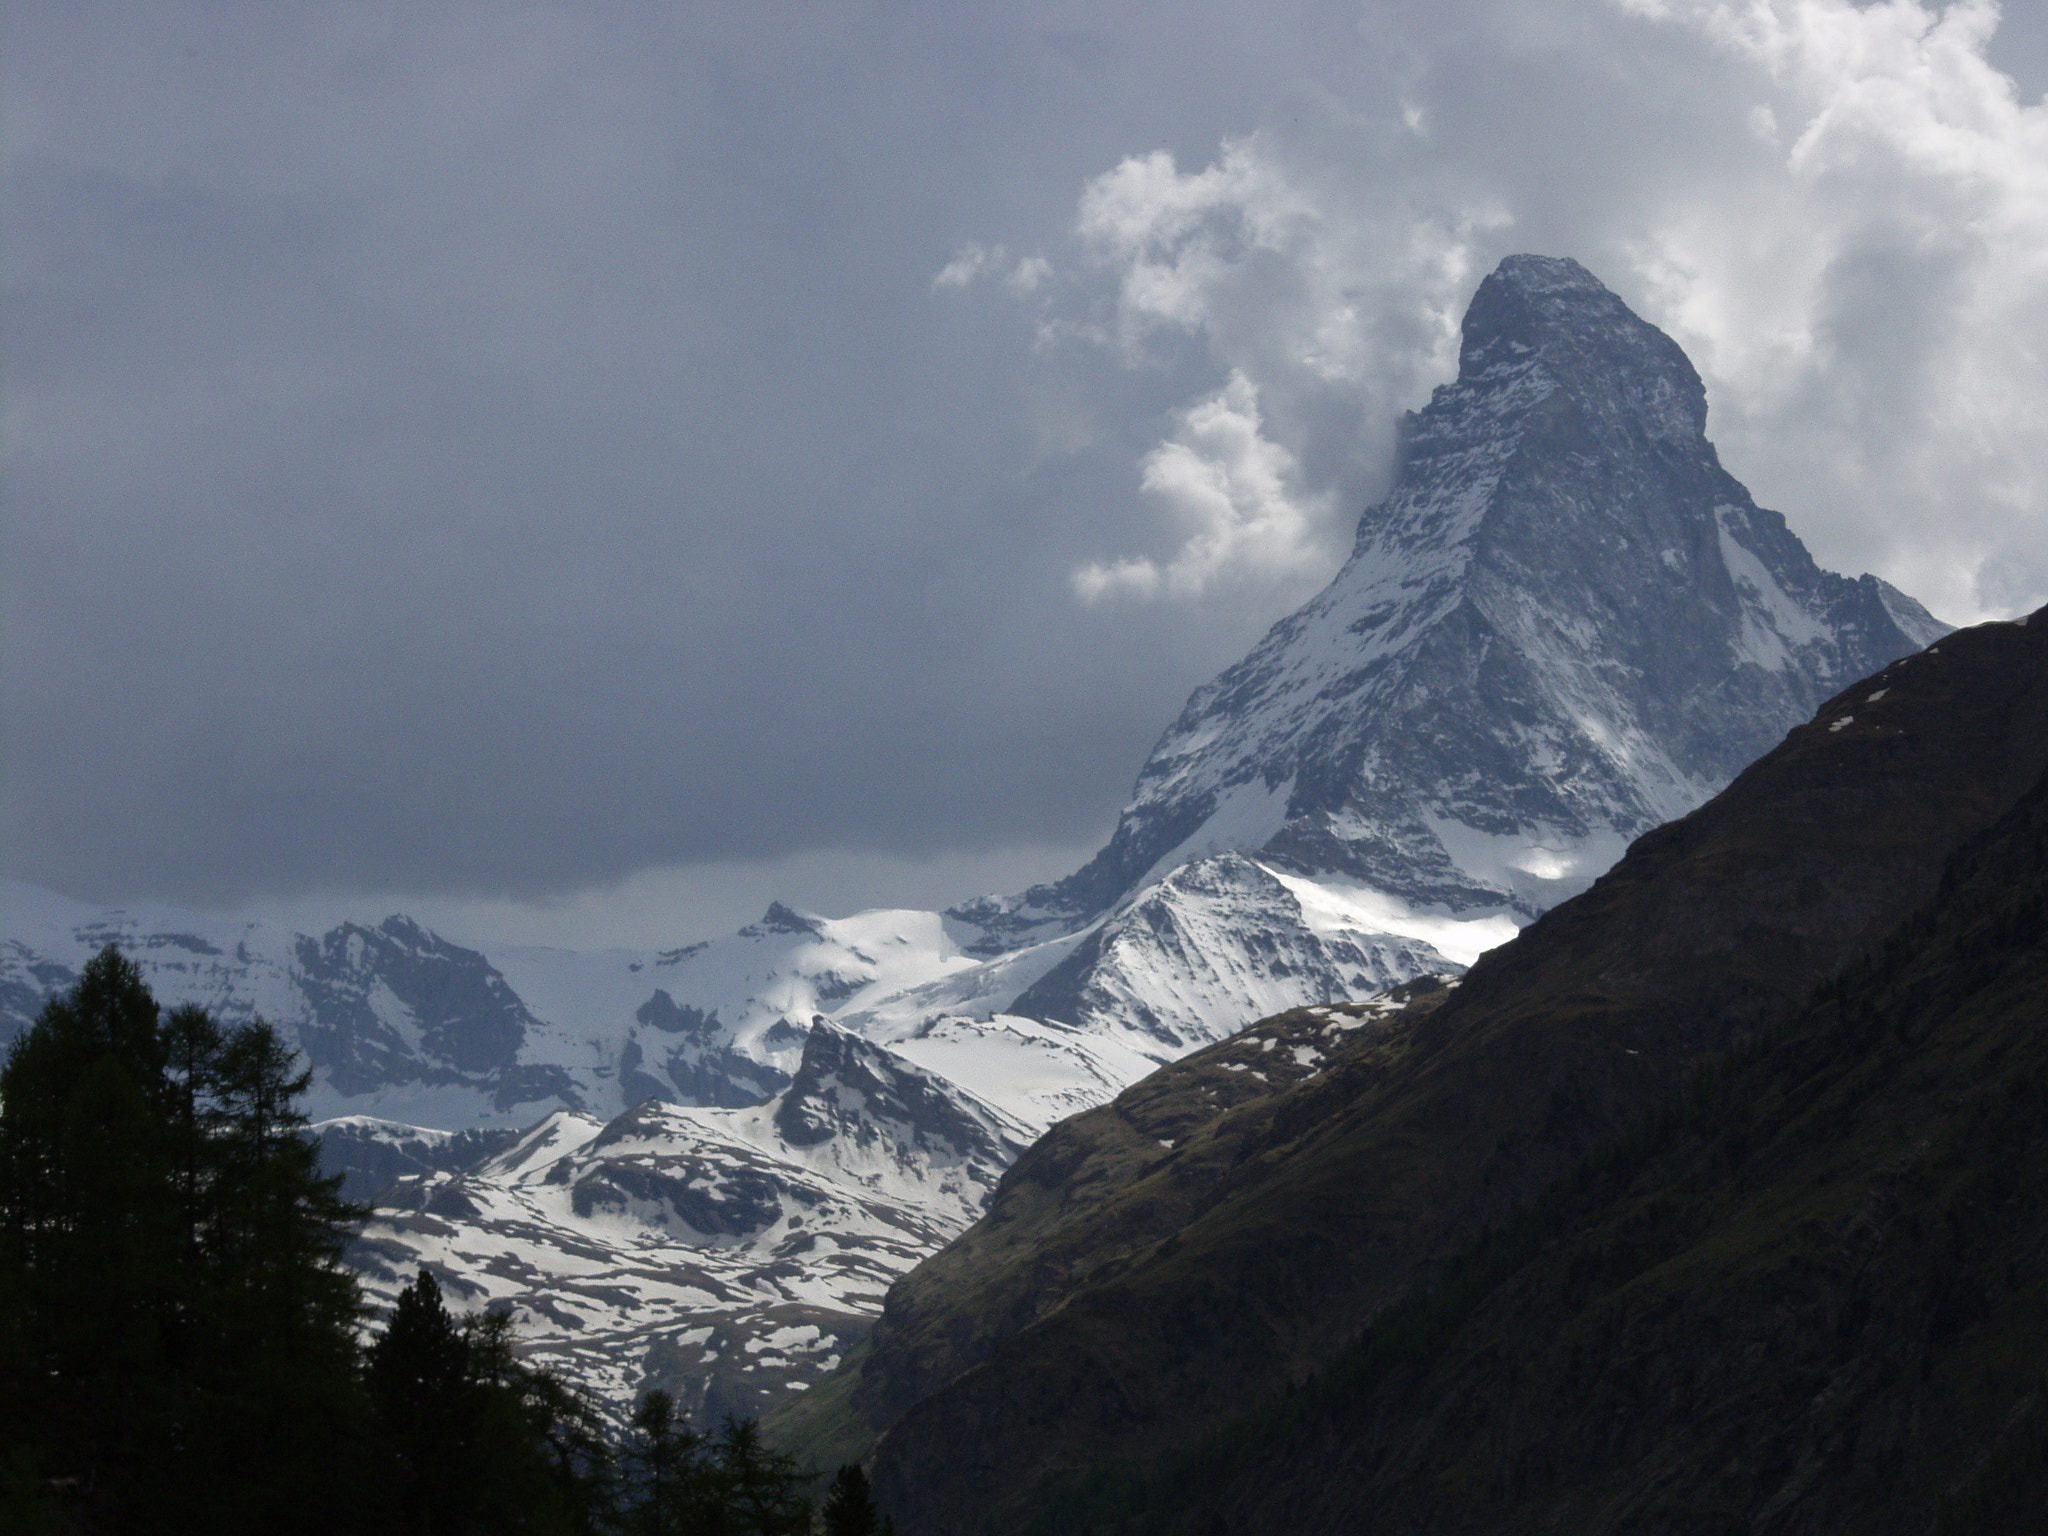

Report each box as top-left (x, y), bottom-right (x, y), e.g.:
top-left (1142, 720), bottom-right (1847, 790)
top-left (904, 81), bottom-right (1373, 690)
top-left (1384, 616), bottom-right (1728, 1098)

top-left (858, 1014), bottom-right (1153, 1137)
top-left (1258, 864), bottom-right (1519, 969)
top-left (1419, 814), bottom-right (1633, 917)
top-left (1135, 775), bottom-right (1295, 889)
top-left (1717, 506), bottom-right (1826, 670)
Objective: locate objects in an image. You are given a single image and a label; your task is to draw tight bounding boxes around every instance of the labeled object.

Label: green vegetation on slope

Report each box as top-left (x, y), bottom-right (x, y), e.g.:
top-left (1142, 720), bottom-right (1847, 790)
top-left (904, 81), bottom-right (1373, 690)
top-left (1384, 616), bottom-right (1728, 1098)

top-left (764, 982), bottom-right (1451, 1466)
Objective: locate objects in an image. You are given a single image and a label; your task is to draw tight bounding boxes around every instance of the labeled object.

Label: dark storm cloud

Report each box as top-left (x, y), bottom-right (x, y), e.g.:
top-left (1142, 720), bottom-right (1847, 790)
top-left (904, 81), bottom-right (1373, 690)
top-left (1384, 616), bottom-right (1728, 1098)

top-left (3, 0), bottom-right (1376, 907)
top-left (4, 0), bottom-right (2043, 922)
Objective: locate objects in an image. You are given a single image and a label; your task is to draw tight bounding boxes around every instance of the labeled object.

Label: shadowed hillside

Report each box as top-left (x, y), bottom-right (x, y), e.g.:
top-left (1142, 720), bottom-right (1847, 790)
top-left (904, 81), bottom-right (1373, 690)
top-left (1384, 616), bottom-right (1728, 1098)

top-left (769, 609), bottom-right (2048, 1534)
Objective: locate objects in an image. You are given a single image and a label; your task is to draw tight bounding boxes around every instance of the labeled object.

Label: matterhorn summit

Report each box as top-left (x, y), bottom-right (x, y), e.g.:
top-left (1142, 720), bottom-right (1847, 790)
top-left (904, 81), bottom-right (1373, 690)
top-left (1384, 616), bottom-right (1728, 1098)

top-left (952, 255), bottom-right (1945, 1045)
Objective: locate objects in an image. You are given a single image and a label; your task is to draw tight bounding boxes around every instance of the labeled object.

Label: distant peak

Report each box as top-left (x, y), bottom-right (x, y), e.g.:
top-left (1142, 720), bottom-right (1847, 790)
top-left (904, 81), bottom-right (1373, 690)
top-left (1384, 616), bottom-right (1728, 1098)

top-left (1461, 253), bottom-right (1637, 355)
top-left (741, 901), bottom-right (825, 939)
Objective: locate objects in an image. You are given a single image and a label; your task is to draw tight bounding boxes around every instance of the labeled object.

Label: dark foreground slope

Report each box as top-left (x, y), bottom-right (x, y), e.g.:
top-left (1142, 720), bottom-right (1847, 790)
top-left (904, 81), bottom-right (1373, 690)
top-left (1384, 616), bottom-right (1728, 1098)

top-left (1152, 643), bottom-right (2048, 1535)
top-left (774, 610), bottom-right (2048, 1533)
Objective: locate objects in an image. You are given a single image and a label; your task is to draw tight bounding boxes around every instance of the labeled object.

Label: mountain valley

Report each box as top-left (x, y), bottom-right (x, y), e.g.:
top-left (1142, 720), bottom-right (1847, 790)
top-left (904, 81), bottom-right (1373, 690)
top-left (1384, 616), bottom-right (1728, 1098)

top-left (0, 255), bottom-right (1967, 1435)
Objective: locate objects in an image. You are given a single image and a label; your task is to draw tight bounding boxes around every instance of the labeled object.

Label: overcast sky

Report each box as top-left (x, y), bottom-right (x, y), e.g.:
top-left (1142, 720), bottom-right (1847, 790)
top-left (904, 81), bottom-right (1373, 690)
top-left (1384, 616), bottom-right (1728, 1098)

top-left (6, 0), bottom-right (2046, 947)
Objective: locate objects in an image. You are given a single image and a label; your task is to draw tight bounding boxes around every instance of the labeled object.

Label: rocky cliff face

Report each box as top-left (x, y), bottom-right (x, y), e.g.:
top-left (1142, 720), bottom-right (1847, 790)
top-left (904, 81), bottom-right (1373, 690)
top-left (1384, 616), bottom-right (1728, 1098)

top-left (957, 256), bottom-right (1944, 969)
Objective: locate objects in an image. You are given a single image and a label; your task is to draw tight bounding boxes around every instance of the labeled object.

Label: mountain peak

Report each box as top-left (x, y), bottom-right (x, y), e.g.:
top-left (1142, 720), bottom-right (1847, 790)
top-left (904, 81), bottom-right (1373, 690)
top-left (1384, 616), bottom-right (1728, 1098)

top-left (1454, 252), bottom-right (1706, 446)
top-left (954, 256), bottom-right (1946, 1039)
top-left (740, 901), bottom-right (825, 939)
top-left (773, 1020), bottom-right (1023, 1168)
top-left (1490, 251), bottom-right (1601, 288)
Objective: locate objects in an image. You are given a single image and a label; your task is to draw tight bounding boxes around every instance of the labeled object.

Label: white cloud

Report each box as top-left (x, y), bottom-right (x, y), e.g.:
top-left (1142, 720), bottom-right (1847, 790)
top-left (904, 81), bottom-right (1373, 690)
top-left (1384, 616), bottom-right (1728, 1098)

top-left (934, 241), bottom-right (999, 289)
top-left (1073, 371), bottom-right (1332, 602)
top-left (1071, 138), bottom-right (1502, 385)
top-left (1612, 0), bottom-right (2048, 621)
top-left (1004, 254), bottom-right (1052, 295)
top-left (1045, 1), bottom-right (2048, 623)
top-left (250, 840), bottom-right (1107, 951)
top-left (935, 241), bottom-right (1054, 296)
top-left (1061, 135), bottom-right (1510, 604)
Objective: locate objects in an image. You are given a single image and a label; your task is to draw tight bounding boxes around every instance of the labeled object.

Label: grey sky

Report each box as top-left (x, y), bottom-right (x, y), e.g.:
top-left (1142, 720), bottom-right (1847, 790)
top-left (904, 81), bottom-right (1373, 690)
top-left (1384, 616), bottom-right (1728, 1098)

top-left (6, 1), bottom-right (2045, 946)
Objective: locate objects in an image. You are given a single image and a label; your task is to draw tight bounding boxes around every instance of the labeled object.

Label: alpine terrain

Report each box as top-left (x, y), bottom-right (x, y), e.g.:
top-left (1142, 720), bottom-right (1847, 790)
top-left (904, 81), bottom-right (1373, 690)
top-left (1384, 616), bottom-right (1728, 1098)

top-left (0, 255), bottom-right (1949, 1421)
top-left (778, 604), bottom-right (2048, 1536)
top-left (946, 254), bottom-right (1946, 1050)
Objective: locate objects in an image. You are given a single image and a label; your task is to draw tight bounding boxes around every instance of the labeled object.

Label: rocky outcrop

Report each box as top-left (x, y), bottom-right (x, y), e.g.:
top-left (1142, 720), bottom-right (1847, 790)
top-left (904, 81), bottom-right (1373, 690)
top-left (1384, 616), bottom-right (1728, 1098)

top-left (349, 1022), bottom-right (1032, 1424)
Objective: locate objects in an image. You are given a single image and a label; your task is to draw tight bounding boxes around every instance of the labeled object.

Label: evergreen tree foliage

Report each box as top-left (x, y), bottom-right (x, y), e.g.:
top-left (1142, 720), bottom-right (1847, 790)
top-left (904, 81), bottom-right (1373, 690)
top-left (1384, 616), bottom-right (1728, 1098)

top-left (0, 947), bottom-right (374, 1534)
top-left (714, 1416), bottom-right (811, 1536)
top-left (370, 1268), bottom-right (477, 1531)
top-left (617, 1391), bottom-right (812, 1536)
top-left (623, 1389), bottom-right (708, 1536)
top-left (368, 1267), bottom-right (617, 1535)
top-left (821, 1463), bottom-right (891, 1536)
top-left (0, 948), bottom-right (821, 1536)
top-left (521, 1353), bottom-right (622, 1532)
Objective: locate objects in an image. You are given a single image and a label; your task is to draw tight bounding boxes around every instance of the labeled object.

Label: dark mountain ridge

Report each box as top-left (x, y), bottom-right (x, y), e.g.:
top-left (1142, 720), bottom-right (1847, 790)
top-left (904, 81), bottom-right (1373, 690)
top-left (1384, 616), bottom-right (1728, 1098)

top-left (768, 607), bottom-right (2048, 1532)
top-left (1168, 702), bottom-right (2048, 1533)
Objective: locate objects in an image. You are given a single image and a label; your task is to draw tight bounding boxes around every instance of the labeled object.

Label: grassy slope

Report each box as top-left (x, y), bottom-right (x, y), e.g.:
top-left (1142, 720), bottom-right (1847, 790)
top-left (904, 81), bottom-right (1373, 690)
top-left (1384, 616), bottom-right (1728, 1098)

top-left (764, 986), bottom-right (1450, 1462)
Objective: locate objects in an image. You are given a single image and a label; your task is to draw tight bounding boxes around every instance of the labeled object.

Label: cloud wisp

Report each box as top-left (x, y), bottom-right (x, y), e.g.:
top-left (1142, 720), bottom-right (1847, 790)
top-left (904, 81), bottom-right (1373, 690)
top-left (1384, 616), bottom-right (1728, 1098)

top-left (1073, 370), bottom-right (1333, 601)
top-left (1619, 0), bottom-right (2048, 619)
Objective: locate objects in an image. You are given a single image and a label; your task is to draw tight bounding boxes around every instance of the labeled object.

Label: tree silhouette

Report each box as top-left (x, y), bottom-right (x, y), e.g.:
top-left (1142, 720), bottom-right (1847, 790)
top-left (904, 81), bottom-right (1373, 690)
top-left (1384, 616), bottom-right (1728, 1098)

top-left (821, 1463), bottom-right (891, 1536)
top-left (0, 948), bottom-right (373, 1534)
top-left (1, 947), bottom-right (818, 1536)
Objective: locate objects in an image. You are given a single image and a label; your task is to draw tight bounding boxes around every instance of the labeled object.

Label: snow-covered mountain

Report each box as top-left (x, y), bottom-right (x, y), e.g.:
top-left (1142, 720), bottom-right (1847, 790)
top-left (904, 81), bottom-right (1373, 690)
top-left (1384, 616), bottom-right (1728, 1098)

top-left (0, 882), bottom-right (1146, 1136)
top-left (345, 1020), bottom-right (1031, 1425)
top-left (939, 254), bottom-right (1945, 1044)
top-left (0, 253), bottom-right (1952, 1420)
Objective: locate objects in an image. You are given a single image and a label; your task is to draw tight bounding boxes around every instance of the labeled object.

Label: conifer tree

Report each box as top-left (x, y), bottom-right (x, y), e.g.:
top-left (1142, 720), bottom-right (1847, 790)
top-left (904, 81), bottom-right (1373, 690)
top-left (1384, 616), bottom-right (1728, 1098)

top-left (820, 1463), bottom-right (890, 1536)
top-left (624, 1388), bottom-right (708, 1536)
top-left (369, 1267), bottom-right (606, 1535)
top-left (2, 949), bottom-right (183, 1523)
top-left (207, 1018), bottom-right (360, 1351)
top-left (522, 1361), bottom-right (619, 1531)
top-left (0, 948), bottom-right (373, 1535)
top-left (161, 1003), bottom-right (226, 1285)
top-left (714, 1416), bottom-right (811, 1536)
top-left (370, 1267), bottom-right (477, 1532)
top-left (1, 948), bottom-right (812, 1536)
